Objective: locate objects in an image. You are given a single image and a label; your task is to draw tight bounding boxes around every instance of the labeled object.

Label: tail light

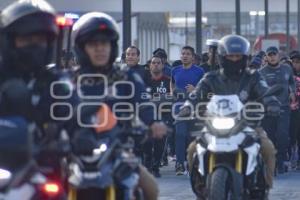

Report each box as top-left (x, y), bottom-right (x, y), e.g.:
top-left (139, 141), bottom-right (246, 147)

top-left (56, 16), bottom-right (74, 27)
top-left (42, 182), bottom-right (61, 196)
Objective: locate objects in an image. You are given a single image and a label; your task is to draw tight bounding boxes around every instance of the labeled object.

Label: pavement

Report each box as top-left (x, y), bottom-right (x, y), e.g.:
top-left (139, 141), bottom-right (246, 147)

top-left (157, 161), bottom-right (300, 200)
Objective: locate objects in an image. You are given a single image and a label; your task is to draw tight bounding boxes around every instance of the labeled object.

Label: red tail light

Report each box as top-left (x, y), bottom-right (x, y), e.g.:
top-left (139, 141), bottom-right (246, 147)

top-left (42, 182), bottom-right (61, 196)
top-left (56, 16), bottom-right (74, 27)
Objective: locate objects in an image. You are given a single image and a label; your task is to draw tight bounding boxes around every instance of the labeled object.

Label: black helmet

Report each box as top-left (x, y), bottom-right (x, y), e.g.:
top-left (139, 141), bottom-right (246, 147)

top-left (218, 35), bottom-right (250, 56)
top-left (0, 0), bottom-right (58, 74)
top-left (72, 12), bottom-right (119, 67)
top-left (217, 35), bottom-right (250, 78)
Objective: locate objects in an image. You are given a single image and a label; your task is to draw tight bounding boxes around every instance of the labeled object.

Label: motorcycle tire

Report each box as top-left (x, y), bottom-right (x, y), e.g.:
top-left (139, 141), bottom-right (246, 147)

top-left (208, 168), bottom-right (233, 200)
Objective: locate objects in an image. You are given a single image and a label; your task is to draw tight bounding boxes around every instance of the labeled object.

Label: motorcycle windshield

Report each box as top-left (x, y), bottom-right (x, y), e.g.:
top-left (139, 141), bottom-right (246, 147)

top-left (206, 95), bottom-right (243, 117)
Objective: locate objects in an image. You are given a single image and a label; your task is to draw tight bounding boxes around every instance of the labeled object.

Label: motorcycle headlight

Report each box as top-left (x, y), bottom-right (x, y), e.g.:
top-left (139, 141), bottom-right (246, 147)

top-left (0, 168), bottom-right (11, 188)
top-left (212, 118), bottom-right (235, 130)
top-left (0, 168), bottom-right (11, 180)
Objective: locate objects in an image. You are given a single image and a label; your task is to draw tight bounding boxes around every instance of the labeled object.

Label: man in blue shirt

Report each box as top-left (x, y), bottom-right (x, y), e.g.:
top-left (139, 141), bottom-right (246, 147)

top-left (170, 46), bottom-right (205, 175)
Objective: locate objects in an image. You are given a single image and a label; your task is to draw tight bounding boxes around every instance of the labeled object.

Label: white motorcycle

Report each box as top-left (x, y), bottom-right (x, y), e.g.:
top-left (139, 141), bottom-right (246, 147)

top-left (188, 94), bottom-right (270, 200)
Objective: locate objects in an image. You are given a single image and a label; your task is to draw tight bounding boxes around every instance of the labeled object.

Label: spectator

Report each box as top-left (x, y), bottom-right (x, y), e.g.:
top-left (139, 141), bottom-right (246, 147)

top-left (201, 52), bottom-right (209, 64)
top-left (193, 53), bottom-right (202, 66)
top-left (172, 60), bottom-right (182, 67)
top-left (170, 46), bottom-right (205, 175)
top-left (125, 46), bottom-right (146, 79)
top-left (143, 55), bottom-right (172, 177)
top-left (260, 46), bottom-right (296, 174)
top-left (280, 56), bottom-right (293, 67)
top-left (200, 41), bottom-right (219, 72)
top-left (289, 50), bottom-right (300, 169)
top-left (153, 48), bottom-right (172, 78)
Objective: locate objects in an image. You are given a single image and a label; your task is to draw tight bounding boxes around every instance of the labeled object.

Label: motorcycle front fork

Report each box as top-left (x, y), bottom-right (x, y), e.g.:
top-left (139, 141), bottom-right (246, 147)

top-left (67, 186), bottom-right (116, 200)
top-left (208, 150), bottom-right (243, 173)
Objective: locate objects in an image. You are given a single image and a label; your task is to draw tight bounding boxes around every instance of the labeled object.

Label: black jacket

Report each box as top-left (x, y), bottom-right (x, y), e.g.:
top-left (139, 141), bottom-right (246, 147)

top-left (76, 65), bottom-right (155, 126)
top-left (191, 68), bottom-right (280, 107)
top-left (0, 63), bottom-right (78, 135)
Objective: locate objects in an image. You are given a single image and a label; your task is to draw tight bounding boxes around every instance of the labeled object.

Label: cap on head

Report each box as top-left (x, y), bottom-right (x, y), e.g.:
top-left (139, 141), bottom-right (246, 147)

top-left (266, 46), bottom-right (279, 55)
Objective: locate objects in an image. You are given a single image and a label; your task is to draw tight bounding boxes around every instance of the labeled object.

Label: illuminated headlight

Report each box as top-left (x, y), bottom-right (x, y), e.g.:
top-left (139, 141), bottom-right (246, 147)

top-left (212, 118), bottom-right (235, 130)
top-left (0, 168), bottom-right (11, 188)
top-left (0, 169), bottom-right (11, 180)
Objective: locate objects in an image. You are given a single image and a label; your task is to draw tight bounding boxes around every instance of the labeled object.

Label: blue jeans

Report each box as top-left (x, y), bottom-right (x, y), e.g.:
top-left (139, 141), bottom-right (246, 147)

top-left (175, 120), bottom-right (189, 164)
top-left (174, 103), bottom-right (190, 164)
top-left (262, 106), bottom-right (290, 164)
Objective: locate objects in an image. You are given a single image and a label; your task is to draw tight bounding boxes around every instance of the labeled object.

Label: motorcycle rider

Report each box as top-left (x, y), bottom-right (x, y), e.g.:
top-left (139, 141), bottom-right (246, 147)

top-left (0, 0), bottom-right (76, 181)
top-left (71, 12), bottom-right (167, 200)
top-left (186, 35), bottom-right (279, 190)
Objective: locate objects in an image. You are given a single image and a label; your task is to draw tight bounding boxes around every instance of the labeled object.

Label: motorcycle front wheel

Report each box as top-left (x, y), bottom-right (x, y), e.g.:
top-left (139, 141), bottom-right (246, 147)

top-left (208, 168), bottom-right (233, 200)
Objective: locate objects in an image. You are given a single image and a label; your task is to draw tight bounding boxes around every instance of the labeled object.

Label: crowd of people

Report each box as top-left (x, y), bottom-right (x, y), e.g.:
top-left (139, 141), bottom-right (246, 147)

top-left (0, 0), bottom-right (300, 199)
top-left (110, 43), bottom-right (300, 179)
top-left (59, 18), bottom-right (300, 179)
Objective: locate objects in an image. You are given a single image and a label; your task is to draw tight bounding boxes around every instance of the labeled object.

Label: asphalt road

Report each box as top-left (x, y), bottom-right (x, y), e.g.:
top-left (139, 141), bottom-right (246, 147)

top-left (157, 162), bottom-right (300, 200)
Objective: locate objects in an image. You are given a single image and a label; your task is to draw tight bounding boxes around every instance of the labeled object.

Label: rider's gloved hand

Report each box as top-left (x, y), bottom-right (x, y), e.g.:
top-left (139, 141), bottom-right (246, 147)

top-left (266, 105), bottom-right (281, 117)
top-left (72, 129), bottom-right (97, 155)
top-left (249, 51), bottom-right (265, 69)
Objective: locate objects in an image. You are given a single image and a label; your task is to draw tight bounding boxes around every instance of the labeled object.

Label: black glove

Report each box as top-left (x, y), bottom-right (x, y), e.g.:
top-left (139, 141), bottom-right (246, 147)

top-left (249, 54), bottom-right (263, 69)
top-left (266, 105), bottom-right (281, 117)
top-left (72, 129), bottom-right (97, 155)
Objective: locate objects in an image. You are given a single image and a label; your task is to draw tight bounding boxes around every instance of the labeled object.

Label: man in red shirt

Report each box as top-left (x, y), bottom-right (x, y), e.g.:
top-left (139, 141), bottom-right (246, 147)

top-left (144, 55), bottom-right (172, 177)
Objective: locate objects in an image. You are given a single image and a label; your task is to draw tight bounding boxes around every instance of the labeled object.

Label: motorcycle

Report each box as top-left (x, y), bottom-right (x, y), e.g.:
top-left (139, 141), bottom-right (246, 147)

top-left (67, 103), bottom-right (144, 200)
top-left (34, 124), bottom-right (70, 200)
top-left (186, 87), bottom-right (281, 200)
top-left (0, 116), bottom-right (65, 200)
